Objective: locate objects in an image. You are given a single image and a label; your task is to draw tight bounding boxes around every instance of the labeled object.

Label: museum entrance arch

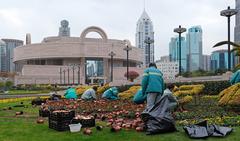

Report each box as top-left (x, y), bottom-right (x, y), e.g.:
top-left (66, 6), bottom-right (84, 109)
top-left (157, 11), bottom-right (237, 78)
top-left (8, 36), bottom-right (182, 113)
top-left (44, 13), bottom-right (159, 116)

top-left (80, 26), bottom-right (108, 42)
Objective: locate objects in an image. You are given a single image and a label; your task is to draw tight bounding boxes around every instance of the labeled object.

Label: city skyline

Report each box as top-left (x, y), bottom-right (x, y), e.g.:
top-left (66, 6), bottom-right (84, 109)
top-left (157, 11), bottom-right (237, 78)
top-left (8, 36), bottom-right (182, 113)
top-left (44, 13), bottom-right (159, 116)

top-left (0, 0), bottom-right (235, 60)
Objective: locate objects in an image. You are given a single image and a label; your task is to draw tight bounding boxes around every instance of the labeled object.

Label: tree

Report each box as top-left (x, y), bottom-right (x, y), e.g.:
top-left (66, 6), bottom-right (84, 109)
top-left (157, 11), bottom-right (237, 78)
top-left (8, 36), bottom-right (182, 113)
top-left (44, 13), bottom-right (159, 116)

top-left (124, 71), bottom-right (139, 82)
top-left (5, 81), bottom-right (13, 90)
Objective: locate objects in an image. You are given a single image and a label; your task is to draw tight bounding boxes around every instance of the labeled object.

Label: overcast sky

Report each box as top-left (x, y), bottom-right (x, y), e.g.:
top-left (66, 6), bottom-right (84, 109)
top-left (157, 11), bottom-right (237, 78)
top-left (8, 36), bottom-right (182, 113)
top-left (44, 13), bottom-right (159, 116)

top-left (0, 0), bottom-right (236, 60)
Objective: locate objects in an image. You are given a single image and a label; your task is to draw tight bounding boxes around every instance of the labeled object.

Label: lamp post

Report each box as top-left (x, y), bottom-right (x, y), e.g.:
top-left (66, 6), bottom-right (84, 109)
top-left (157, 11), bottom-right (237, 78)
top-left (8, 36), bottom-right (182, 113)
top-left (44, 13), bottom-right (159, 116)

top-left (59, 67), bottom-right (62, 84)
top-left (77, 65), bottom-right (80, 85)
top-left (174, 25), bottom-right (186, 76)
top-left (124, 43), bottom-right (132, 80)
top-left (67, 67), bottom-right (70, 85)
top-left (63, 70), bottom-right (66, 85)
top-left (108, 51), bottom-right (116, 82)
top-left (72, 65), bottom-right (75, 85)
top-left (144, 37), bottom-right (154, 65)
top-left (85, 62), bottom-right (89, 84)
top-left (220, 6), bottom-right (238, 71)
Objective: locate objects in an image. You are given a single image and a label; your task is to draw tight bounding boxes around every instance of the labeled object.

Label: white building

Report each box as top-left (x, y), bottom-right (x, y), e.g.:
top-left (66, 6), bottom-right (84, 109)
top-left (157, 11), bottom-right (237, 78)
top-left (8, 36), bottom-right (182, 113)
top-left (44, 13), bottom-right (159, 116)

top-left (136, 10), bottom-right (154, 67)
top-left (156, 57), bottom-right (179, 81)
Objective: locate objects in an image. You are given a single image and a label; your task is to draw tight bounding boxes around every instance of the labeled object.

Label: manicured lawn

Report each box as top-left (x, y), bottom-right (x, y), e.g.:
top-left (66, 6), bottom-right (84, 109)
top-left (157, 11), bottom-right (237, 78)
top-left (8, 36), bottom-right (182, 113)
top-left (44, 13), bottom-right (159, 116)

top-left (0, 101), bottom-right (240, 141)
top-left (7, 90), bottom-right (51, 95)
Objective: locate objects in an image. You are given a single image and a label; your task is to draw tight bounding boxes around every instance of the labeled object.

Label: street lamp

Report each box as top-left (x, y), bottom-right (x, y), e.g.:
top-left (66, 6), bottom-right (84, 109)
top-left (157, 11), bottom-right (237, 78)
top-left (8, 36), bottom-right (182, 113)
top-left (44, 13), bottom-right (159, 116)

top-left (67, 67), bottom-right (70, 85)
top-left (77, 65), bottom-right (80, 85)
top-left (63, 70), bottom-right (66, 85)
top-left (85, 62), bottom-right (89, 84)
top-left (123, 42), bottom-right (132, 80)
top-left (59, 67), bottom-right (62, 84)
top-left (72, 65), bottom-right (75, 85)
top-left (108, 51), bottom-right (116, 82)
top-left (144, 37), bottom-right (154, 65)
top-left (220, 6), bottom-right (238, 71)
top-left (174, 25), bottom-right (186, 76)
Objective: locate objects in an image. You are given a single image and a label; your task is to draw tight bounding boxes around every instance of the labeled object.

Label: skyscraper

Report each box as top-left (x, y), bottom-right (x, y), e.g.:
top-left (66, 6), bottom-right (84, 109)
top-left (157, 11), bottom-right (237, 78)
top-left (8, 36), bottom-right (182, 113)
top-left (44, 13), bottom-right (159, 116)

top-left (211, 50), bottom-right (234, 71)
top-left (169, 37), bottom-right (187, 72)
top-left (203, 55), bottom-right (211, 71)
top-left (235, 0), bottom-right (240, 65)
top-left (2, 39), bottom-right (23, 72)
top-left (0, 39), bottom-right (7, 72)
top-left (186, 26), bottom-right (203, 72)
top-left (59, 20), bottom-right (70, 37)
top-left (235, 0), bottom-right (240, 43)
top-left (136, 10), bottom-right (154, 66)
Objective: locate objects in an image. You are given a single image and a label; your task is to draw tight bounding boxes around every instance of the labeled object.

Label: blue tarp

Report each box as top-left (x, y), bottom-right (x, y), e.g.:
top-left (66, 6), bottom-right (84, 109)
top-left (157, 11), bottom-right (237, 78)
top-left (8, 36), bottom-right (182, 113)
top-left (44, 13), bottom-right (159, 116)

top-left (102, 87), bottom-right (119, 100)
top-left (230, 70), bottom-right (240, 85)
top-left (133, 89), bottom-right (146, 104)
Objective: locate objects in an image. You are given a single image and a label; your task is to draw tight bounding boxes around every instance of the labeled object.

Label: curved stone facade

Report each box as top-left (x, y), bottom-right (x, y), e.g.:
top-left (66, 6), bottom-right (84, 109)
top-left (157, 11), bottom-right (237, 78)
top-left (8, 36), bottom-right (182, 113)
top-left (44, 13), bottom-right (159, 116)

top-left (14, 26), bottom-right (143, 85)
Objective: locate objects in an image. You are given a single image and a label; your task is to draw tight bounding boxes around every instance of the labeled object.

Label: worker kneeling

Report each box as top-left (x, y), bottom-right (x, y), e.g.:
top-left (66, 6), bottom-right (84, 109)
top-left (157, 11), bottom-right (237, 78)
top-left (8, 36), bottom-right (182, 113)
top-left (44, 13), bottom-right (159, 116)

top-left (64, 87), bottom-right (77, 100)
top-left (81, 86), bottom-right (98, 101)
top-left (102, 87), bottom-right (119, 100)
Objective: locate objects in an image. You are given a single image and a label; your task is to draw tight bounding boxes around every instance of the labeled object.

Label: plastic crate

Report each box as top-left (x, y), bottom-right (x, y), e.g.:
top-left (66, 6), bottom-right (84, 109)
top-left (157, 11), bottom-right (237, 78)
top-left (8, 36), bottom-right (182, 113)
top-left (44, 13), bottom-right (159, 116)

top-left (49, 111), bottom-right (75, 121)
top-left (39, 109), bottom-right (49, 117)
top-left (49, 118), bottom-right (70, 131)
top-left (71, 118), bottom-right (95, 128)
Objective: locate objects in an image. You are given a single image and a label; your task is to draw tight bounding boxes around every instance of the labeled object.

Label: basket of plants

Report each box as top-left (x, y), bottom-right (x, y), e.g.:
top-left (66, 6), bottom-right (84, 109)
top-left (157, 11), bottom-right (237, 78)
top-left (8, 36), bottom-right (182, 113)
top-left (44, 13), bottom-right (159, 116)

top-left (48, 110), bottom-right (75, 131)
top-left (72, 115), bottom-right (95, 128)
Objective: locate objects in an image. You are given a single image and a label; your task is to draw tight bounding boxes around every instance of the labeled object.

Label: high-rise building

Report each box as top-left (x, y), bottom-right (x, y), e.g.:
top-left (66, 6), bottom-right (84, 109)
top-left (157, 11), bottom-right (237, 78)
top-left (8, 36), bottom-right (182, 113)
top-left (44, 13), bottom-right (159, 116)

top-left (2, 39), bottom-right (23, 72)
top-left (0, 39), bottom-right (7, 72)
top-left (202, 55), bottom-right (211, 71)
top-left (26, 33), bottom-right (31, 45)
top-left (186, 26), bottom-right (203, 72)
top-left (136, 10), bottom-right (154, 66)
top-left (156, 58), bottom-right (179, 81)
top-left (169, 37), bottom-right (187, 72)
top-left (235, 0), bottom-right (240, 43)
top-left (235, 0), bottom-right (240, 65)
top-left (210, 50), bottom-right (234, 71)
top-left (59, 20), bottom-right (70, 37)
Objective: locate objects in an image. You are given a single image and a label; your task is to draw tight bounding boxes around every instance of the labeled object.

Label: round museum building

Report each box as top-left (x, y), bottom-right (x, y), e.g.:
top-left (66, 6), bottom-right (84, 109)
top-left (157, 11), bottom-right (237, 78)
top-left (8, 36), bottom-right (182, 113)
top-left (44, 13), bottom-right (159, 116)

top-left (13, 20), bottom-right (143, 85)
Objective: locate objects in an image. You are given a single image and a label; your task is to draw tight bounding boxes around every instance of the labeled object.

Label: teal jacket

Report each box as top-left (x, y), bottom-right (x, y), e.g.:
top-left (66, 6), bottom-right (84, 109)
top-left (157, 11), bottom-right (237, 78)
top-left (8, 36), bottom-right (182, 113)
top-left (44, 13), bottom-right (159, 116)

top-left (230, 70), bottom-right (240, 85)
top-left (141, 67), bottom-right (164, 95)
top-left (102, 87), bottom-right (119, 100)
top-left (64, 88), bottom-right (77, 99)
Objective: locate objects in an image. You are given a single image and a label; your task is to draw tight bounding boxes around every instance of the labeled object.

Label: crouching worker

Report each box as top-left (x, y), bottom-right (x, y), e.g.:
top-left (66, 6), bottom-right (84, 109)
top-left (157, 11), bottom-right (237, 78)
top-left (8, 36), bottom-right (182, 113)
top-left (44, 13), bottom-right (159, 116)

top-left (64, 87), bottom-right (77, 100)
top-left (102, 87), bottom-right (119, 100)
top-left (81, 86), bottom-right (98, 101)
top-left (133, 88), bottom-right (146, 104)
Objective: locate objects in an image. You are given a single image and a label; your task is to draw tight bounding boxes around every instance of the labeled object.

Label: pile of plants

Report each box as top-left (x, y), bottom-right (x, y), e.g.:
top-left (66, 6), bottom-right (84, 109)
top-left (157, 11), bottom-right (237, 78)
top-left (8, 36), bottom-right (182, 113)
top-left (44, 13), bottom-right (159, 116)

top-left (96, 84), bottom-right (110, 95)
top-left (173, 85), bottom-right (204, 106)
top-left (118, 86), bottom-right (141, 99)
top-left (174, 81), bottom-right (230, 95)
top-left (75, 85), bottom-right (92, 95)
top-left (218, 83), bottom-right (240, 106)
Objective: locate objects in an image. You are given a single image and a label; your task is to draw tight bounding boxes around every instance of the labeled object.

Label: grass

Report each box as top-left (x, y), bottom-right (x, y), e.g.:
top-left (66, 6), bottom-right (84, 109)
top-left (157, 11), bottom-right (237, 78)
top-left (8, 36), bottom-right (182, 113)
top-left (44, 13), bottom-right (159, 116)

top-left (0, 101), bottom-right (240, 141)
top-left (7, 90), bottom-right (51, 95)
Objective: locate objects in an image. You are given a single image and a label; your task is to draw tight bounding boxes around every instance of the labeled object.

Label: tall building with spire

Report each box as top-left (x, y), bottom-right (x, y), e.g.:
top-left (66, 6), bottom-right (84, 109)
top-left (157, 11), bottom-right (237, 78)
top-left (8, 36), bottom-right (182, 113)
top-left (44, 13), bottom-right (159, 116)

top-left (136, 9), bottom-right (154, 67)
